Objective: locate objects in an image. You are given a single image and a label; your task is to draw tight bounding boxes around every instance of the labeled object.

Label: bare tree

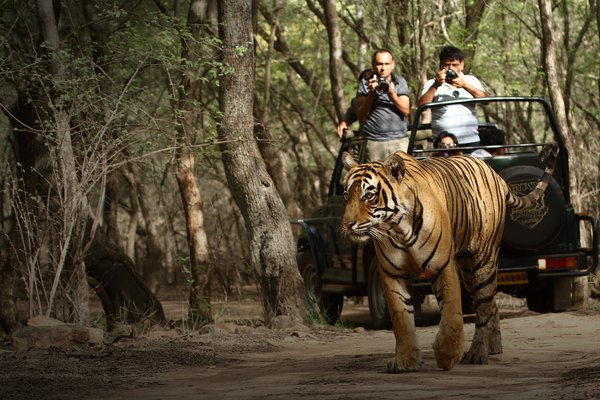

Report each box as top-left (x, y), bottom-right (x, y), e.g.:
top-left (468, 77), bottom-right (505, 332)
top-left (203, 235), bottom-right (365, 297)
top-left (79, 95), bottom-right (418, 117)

top-left (259, 3), bottom-right (338, 123)
top-left (321, 0), bottom-right (347, 121)
top-left (538, 0), bottom-right (587, 307)
top-left (597, 0), bottom-right (600, 101)
top-left (83, 0), bottom-right (166, 294)
top-left (172, 0), bottom-right (215, 323)
top-left (464, 0), bottom-right (488, 47)
top-left (217, 0), bottom-right (306, 324)
top-left (36, 0), bottom-right (90, 324)
top-left (253, 5), bottom-right (302, 220)
top-left (0, 1), bottom-right (165, 332)
top-left (538, 0), bottom-right (578, 204)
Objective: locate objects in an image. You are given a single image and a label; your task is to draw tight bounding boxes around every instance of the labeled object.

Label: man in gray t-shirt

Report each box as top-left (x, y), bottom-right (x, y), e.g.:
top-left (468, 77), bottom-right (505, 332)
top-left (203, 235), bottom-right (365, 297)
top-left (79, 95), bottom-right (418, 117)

top-left (355, 49), bottom-right (411, 161)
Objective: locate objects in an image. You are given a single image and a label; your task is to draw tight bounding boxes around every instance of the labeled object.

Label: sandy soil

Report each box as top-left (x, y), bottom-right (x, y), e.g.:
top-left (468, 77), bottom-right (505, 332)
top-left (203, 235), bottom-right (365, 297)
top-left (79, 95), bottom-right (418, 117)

top-left (1, 296), bottom-right (600, 400)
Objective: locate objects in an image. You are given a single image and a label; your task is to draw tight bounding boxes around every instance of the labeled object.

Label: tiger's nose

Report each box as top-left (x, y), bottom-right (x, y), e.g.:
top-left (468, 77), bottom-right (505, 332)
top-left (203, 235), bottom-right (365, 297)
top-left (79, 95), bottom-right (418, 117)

top-left (342, 221), bottom-right (354, 230)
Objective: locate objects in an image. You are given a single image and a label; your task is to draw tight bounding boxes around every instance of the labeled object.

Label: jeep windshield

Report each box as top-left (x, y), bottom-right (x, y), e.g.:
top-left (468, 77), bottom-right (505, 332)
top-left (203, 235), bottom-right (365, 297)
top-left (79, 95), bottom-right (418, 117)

top-left (408, 97), bottom-right (565, 160)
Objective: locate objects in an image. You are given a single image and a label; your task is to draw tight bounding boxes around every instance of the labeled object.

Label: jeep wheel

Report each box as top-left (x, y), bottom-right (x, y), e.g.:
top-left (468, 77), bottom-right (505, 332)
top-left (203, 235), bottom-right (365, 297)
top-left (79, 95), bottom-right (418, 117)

top-left (525, 278), bottom-right (573, 313)
top-left (298, 251), bottom-right (343, 324)
top-left (499, 165), bottom-right (566, 251)
top-left (367, 259), bottom-right (392, 330)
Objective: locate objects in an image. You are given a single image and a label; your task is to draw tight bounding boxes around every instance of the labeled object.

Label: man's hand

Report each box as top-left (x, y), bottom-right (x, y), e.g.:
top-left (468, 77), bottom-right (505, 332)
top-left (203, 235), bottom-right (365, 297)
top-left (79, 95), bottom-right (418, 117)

top-left (336, 121), bottom-right (348, 139)
top-left (449, 74), bottom-right (465, 88)
top-left (370, 75), bottom-right (395, 95)
top-left (434, 69), bottom-right (447, 87)
top-left (387, 80), bottom-right (396, 94)
top-left (367, 75), bottom-right (379, 92)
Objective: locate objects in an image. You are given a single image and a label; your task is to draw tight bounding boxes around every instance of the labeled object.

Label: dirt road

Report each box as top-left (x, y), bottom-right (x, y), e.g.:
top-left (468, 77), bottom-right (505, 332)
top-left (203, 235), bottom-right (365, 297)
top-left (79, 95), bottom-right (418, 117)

top-left (2, 300), bottom-right (600, 400)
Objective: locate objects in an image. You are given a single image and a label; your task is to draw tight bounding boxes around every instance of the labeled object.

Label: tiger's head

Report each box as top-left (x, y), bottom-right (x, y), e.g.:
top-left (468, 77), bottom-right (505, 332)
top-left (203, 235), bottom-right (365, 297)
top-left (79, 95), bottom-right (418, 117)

top-left (341, 152), bottom-right (406, 243)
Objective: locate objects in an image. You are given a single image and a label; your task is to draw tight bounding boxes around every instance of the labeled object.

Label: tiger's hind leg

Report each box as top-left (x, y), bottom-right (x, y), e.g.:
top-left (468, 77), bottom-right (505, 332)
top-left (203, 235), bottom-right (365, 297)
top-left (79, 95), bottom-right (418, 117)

top-left (461, 298), bottom-right (502, 363)
top-left (487, 299), bottom-right (502, 355)
top-left (461, 261), bottom-right (502, 364)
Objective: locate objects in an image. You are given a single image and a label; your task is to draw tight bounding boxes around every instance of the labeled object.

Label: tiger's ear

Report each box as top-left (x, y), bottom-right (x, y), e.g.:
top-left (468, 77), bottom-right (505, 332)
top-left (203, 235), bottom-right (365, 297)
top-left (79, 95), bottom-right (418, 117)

top-left (342, 152), bottom-right (358, 170)
top-left (382, 153), bottom-right (406, 180)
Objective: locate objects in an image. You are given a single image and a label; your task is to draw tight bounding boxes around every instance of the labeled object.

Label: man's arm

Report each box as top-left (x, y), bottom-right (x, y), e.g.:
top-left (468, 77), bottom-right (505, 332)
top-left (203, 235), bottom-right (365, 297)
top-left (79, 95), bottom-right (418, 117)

top-left (450, 73), bottom-right (487, 98)
top-left (389, 91), bottom-right (410, 117)
top-left (458, 76), bottom-right (487, 98)
top-left (388, 76), bottom-right (410, 117)
top-left (355, 74), bottom-right (381, 122)
top-left (417, 72), bottom-right (444, 107)
top-left (416, 81), bottom-right (440, 107)
top-left (336, 101), bottom-right (357, 138)
top-left (355, 93), bottom-right (375, 122)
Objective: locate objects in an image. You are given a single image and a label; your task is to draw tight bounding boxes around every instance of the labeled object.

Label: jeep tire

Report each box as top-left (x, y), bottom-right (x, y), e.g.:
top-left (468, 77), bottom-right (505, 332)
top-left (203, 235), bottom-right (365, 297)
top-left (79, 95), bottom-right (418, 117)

top-left (367, 258), bottom-right (392, 330)
top-left (298, 251), bottom-right (343, 324)
top-left (526, 277), bottom-right (573, 313)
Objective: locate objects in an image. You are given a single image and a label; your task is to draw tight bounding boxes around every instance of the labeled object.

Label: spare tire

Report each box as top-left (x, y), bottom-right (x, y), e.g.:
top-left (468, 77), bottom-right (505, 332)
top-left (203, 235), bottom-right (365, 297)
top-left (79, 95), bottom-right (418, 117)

top-left (499, 165), bottom-right (566, 252)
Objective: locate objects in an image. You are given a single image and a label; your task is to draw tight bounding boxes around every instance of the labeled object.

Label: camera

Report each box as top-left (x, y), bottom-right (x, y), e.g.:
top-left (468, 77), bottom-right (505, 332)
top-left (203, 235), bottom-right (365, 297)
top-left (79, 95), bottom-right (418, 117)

top-left (445, 69), bottom-right (458, 83)
top-left (376, 75), bottom-right (389, 94)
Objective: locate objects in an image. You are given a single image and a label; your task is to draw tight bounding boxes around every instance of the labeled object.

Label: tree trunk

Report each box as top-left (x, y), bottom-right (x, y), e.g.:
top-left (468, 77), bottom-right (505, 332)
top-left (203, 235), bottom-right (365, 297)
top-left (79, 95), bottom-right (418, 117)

top-left (464, 0), bottom-right (488, 48)
top-left (103, 174), bottom-right (121, 247)
top-left (122, 163), bottom-right (164, 294)
top-left (0, 82), bottom-right (22, 333)
top-left (254, 123), bottom-right (302, 220)
top-left (38, 0), bottom-right (90, 324)
top-left (82, 1), bottom-right (121, 250)
top-left (176, 152), bottom-right (213, 322)
top-left (538, 0), bottom-right (587, 308)
top-left (390, 0), bottom-right (409, 48)
top-left (174, 0), bottom-right (215, 323)
top-left (217, 0), bottom-right (306, 324)
top-left (597, 0), bottom-right (600, 101)
top-left (253, 13), bottom-right (301, 220)
top-left (416, 0), bottom-right (428, 84)
top-left (0, 245), bottom-right (19, 333)
top-left (260, 3), bottom-right (338, 123)
top-left (594, 0), bottom-right (600, 298)
top-left (322, 0), bottom-right (347, 121)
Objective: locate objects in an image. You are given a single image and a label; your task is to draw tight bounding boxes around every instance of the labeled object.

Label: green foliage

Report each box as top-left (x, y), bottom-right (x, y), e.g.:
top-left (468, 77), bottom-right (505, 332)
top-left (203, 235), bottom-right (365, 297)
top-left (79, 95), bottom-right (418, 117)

top-left (304, 298), bottom-right (352, 329)
top-left (304, 303), bottom-right (334, 327)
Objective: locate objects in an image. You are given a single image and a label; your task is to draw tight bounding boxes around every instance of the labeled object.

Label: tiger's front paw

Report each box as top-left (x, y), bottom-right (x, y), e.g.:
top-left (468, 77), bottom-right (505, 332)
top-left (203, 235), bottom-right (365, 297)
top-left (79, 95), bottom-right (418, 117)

top-left (433, 327), bottom-right (464, 370)
top-left (433, 343), bottom-right (463, 370)
top-left (386, 356), bottom-right (421, 373)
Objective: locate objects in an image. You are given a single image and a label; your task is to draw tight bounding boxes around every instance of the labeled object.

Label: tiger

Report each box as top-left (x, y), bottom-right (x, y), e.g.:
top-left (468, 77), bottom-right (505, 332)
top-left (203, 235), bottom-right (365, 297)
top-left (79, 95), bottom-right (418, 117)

top-left (341, 144), bottom-right (558, 373)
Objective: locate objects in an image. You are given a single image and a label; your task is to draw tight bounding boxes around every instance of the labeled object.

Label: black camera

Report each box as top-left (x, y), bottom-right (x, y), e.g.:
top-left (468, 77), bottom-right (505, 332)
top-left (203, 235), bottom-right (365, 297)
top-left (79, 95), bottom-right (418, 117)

top-left (445, 69), bottom-right (458, 83)
top-left (376, 75), bottom-right (389, 94)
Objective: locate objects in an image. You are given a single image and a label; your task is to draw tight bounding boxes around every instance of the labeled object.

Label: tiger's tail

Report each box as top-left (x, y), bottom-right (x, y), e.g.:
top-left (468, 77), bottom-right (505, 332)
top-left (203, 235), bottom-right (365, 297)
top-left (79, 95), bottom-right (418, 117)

top-left (506, 143), bottom-right (559, 210)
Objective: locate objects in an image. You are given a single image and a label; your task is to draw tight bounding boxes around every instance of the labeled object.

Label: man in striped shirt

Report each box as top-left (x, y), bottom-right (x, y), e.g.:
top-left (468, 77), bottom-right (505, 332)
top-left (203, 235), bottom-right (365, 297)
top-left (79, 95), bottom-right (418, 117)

top-left (417, 46), bottom-right (488, 150)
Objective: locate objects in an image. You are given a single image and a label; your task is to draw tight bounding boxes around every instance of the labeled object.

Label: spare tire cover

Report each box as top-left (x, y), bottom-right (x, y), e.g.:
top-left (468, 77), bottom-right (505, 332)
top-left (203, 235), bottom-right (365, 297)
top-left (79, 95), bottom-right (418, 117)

top-left (499, 165), bottom-right (566, 252)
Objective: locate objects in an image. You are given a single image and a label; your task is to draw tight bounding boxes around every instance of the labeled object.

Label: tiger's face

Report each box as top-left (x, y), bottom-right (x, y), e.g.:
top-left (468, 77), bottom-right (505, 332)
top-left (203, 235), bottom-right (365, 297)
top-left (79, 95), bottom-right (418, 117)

top-left (341, 152), bottom-right (405, 243)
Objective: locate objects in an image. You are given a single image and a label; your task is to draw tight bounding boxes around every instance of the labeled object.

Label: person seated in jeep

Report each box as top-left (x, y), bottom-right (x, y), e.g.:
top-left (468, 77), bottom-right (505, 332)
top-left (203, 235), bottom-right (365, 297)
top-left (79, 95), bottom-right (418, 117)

top-left (471, 125), bottom-right (506, 158)
top-left (432, 133), bottom-right (463, 157)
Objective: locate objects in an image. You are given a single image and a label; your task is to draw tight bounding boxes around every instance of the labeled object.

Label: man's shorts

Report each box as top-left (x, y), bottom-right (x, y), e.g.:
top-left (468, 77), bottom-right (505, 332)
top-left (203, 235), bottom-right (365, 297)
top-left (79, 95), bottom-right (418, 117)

top-left (365, 137), bottom-right (409, 161)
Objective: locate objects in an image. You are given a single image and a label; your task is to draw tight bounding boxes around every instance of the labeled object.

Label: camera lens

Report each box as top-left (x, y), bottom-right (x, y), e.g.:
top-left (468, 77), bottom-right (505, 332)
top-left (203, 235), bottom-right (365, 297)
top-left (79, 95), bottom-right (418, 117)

top-left (445, 69), bottom-right (458, 83)
top-left (377, 76), bottom-right (389, 94)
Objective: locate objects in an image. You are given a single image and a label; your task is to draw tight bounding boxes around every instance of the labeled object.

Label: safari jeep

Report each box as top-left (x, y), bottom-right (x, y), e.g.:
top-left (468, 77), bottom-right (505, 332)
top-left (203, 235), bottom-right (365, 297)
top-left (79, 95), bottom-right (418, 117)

top-left (294, 96), bottom-right (598, 328)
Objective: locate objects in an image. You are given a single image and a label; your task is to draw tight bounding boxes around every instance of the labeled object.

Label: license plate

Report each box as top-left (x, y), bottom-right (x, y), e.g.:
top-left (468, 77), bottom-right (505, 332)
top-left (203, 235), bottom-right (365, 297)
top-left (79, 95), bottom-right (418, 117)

top-left (497, 271), bottom-right (529, 285)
